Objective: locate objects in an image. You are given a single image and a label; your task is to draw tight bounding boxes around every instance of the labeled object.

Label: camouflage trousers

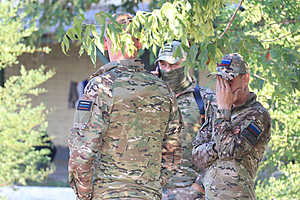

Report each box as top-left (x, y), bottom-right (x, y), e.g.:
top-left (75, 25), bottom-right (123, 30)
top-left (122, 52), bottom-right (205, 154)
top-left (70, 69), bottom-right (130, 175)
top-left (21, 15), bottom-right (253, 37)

top-left (162, 186), bottom-right (205, 200)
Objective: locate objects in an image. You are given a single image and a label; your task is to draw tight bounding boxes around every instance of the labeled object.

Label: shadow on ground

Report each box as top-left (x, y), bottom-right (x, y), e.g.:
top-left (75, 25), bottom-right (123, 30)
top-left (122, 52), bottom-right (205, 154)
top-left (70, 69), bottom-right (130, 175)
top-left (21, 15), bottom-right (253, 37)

top-left (46, 145), bottom-right (70, 186)
top-left (0, 146), bottom-right (75, 200)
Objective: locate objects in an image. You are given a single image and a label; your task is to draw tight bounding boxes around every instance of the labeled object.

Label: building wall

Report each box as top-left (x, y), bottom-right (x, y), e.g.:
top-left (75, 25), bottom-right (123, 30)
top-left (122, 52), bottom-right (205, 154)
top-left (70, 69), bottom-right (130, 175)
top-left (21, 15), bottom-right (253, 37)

top-left (5, 43), bottom-right (102, 147)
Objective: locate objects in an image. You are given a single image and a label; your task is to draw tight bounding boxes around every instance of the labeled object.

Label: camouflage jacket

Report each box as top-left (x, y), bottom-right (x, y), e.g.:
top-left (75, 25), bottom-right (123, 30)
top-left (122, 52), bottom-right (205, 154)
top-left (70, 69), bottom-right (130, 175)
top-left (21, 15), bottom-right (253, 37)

top-left (164, 84), bottom-right (215, 189)
top-left (192, 92), bottom-right (271, 199)
top-left (68, 60), bottom-right (183, 200)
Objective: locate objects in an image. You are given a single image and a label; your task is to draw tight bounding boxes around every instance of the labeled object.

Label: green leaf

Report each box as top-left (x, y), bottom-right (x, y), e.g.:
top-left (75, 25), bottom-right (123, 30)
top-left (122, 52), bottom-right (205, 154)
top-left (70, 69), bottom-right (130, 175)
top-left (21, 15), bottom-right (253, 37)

top-left (152, 44), bottom-right (157, 56)
top-left (79, 45), bottom-right (85, 56)
top-left (90, 45), bottom-right (97, 65)
top-left (61, 35), bottom-right (69, 55)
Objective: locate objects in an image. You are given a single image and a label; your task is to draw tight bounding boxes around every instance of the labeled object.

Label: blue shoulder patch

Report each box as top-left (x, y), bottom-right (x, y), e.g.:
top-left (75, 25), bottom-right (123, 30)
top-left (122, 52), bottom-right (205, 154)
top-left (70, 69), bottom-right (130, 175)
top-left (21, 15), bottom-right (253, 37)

top-left (77, 100), bottom-right (93, 111)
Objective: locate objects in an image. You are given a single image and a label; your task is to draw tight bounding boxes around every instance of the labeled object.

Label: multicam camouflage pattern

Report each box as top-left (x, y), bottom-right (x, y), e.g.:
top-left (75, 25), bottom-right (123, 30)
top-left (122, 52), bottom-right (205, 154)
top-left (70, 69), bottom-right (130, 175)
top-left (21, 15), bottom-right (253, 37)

top-left (162, 83), bottom-right (200, 200)
top-left (156, 40), bottom-right (216, 199)
top-left (68, 59), bottom-right (183, 200)
top-left (209, 53), bottom-right (249, 81)
top-left (162, 80), bottom-right (215, 200)
top-left (193, 92), bottom-right (271, 200)
top-left (162, 186), bottom-right (204, 200)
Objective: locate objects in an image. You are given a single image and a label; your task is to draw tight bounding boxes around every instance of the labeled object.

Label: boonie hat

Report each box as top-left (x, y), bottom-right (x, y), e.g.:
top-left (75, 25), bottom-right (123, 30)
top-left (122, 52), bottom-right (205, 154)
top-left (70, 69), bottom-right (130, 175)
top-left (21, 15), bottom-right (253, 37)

top-left (155, 41), bottom-right (186, 64)
top-left (209, 53), bottom-right (249, 80)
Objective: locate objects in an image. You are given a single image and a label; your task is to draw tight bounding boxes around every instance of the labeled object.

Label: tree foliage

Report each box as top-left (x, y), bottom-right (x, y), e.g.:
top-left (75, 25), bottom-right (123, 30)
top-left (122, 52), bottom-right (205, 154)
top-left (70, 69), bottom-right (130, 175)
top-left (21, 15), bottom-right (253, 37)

top-left (0, 0), bottom-right (55, 185)
top-left (25, 0), bottom-right (142, 44)
top-left (256, 163), bottom-right (300, 200)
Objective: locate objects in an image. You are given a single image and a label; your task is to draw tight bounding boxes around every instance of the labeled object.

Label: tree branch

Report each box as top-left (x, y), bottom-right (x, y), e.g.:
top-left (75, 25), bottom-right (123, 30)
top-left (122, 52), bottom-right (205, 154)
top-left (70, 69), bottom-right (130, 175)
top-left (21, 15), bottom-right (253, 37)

top-left (266, 19), bottom-right (300, 27)
top-left (219, 0), bottom-right (244, 39)
top-left (262, 31), bottom-right (300, 42)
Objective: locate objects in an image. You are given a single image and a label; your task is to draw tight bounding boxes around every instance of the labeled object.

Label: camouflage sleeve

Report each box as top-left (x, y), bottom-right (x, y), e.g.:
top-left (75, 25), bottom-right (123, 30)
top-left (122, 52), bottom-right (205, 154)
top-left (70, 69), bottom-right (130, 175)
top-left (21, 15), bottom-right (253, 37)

top-left (214, 108), bottom-right (271, 160)
top-left (68, 77), bottom-right (111, 200)
top-left (161, 93), bottom-right (183, 185)
top-left (192, 88), bottom-right (218, 170)
top-left (192, 141), bottom-right (218, 170)
top-left (192, 115), bottom-right (213, 147)
top-left (199, 87), bottom-right (216, 109)
top-left (193, 87), bottom-right (217, 147)
top-left (192, 119), bottom-right (218, 170)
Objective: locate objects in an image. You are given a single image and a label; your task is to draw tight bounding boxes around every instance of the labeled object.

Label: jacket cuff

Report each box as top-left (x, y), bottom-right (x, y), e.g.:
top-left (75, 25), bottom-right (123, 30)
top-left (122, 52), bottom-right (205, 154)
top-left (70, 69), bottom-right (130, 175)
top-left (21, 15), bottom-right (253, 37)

top-left (216, 109), bottom-right (231, 121)
top-left (192, 142), bottom-right (218, 170)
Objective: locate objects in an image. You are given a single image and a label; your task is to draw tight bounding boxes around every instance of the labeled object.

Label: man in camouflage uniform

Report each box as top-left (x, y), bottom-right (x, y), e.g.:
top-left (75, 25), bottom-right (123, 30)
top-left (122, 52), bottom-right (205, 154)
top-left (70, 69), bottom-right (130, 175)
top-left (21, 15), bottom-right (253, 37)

top-left (155, 41), bottom-right (213, 200)
top-left (68, 14), bottom-right (183, 200)
top-left (192, 53), bottom-right (271, 199)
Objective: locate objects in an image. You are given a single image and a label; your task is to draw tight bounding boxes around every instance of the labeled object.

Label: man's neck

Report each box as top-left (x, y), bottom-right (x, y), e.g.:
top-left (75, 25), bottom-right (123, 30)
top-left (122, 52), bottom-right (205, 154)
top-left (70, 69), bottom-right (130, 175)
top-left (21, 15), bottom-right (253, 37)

top-left (110, 56), bottom-right (135, 62)
top-left (108, 50), bottom-right (137, 62)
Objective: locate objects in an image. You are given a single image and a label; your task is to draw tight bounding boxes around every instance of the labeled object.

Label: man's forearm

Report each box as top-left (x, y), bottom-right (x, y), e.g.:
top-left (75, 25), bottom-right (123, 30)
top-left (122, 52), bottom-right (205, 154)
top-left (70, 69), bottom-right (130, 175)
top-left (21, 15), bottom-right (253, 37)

top-left (68, 129), bottom-right (99, 200)
top-left (192, 141), bottom-right (218, 170)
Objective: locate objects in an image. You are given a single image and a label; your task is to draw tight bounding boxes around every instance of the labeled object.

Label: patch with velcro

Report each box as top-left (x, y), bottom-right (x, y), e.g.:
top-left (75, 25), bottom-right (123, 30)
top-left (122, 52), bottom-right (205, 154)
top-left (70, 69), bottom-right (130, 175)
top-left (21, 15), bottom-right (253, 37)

top-left (247, 123), bottom-right (262, 137)
top-left (242, 122), bottom-right (262, 146)
top-left (217, 59), bottom-right (232, 67)
top-left (73, 99), bottom-right (94, 130)
top-left (77, 100), bottom-right (93, 111)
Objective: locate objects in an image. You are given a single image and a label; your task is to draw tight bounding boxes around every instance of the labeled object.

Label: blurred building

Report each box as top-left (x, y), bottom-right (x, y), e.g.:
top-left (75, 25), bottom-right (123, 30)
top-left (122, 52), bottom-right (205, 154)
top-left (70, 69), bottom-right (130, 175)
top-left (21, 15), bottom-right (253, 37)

top-left (5, 43), bottom-right (99, 147)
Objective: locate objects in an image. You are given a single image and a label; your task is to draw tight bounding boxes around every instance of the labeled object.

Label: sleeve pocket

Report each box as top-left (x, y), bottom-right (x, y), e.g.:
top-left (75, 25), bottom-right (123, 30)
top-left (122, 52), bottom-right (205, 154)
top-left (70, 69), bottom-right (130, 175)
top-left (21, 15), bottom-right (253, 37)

top-left (73, 100), bottom-right (95, 130)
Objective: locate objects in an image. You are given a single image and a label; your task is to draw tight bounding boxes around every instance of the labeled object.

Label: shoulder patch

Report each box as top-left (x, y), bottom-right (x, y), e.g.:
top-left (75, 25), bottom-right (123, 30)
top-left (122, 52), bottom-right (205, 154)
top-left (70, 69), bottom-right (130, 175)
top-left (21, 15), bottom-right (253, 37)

top-left (248, 123), bottom-right (262, 137)
top-left (77, 100), bottom-right (93, 111)
top-left (242, 122), bottom-right (262, 146)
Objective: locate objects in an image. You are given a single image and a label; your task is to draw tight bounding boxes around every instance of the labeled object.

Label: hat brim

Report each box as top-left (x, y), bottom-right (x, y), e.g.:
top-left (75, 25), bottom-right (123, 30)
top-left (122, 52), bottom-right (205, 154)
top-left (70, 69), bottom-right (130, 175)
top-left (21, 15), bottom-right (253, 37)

top-left (208, 72), bottom-right (233, 81)
top-left (155, 56), bottom-right (179, 64)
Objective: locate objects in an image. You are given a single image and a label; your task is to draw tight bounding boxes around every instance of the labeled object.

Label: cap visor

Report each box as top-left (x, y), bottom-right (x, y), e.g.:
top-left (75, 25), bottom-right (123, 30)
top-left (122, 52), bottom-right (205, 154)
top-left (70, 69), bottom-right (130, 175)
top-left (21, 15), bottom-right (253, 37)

top-left (155, 56), bottom-right (179, 64)
top-left (208, 72), bottom-right (233, 80)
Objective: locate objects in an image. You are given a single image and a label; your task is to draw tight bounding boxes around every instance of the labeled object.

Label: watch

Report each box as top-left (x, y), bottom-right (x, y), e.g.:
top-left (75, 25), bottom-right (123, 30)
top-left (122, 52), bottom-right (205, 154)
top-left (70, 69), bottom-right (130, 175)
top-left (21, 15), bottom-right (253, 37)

top-left (216, 109), bottom-right (231, 121)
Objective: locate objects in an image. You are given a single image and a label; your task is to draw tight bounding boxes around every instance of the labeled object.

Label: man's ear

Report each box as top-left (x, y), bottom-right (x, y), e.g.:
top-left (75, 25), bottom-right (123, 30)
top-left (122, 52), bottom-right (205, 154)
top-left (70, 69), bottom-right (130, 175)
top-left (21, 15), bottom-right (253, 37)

top-left (134, 38), bottom-right (142, 50)
top-left (243, 73), bottom-right (250, 84)
top-left (104, 37), bottom-right (108, 51)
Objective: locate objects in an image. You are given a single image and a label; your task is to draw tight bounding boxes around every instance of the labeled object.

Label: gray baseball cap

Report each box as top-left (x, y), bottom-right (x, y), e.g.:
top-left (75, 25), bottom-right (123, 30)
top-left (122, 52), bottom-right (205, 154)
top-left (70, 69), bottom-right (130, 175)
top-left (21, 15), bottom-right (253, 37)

top-left (155, 41), bottom-right (186, 64)
top-left (209, 53), bottom-right (249, 80)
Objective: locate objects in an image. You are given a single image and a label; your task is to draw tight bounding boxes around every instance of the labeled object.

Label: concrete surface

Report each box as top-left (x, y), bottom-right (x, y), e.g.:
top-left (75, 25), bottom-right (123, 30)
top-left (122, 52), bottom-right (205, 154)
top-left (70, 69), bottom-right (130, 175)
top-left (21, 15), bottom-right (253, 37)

top-left (47, 146), bottom-right (69, 184)
top-left (0, 186), bottom-right (75, 200)
top-left (0, 146), bottom-right (75, 200)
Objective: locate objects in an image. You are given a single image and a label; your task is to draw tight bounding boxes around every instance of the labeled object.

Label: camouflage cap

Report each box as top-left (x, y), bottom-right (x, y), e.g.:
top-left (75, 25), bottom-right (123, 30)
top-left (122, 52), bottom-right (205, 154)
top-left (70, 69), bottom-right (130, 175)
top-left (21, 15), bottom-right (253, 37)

top-left (209, 53), bottom-right (249, 80)
top-left (155, 41), bottom-right (186, 64)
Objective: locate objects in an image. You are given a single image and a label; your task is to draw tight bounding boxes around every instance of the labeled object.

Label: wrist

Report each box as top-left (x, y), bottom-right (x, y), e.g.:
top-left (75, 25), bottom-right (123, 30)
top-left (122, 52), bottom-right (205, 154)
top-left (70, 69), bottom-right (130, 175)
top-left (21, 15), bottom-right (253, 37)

top-left (218, 105), bottom-right (232, 110)
top-left (216, 109), bottom-right (231, 121)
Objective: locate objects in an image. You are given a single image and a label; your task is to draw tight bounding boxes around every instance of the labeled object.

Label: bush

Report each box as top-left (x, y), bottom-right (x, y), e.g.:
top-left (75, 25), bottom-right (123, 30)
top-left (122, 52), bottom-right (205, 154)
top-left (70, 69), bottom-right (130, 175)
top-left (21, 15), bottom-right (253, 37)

top-left (0, 1), bottom-right (55, 185)
top-left (256, 163), bottom-right (300, 200)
